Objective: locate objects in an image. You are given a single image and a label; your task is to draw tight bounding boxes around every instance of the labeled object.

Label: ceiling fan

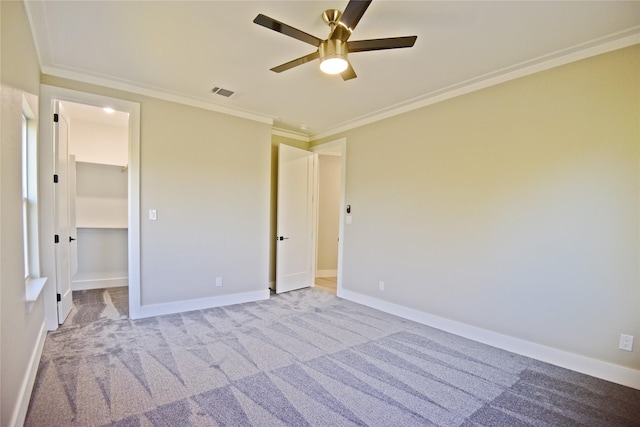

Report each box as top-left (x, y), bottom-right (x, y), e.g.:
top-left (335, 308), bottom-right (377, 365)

top-left (253, 0), bottom-right (417, 81)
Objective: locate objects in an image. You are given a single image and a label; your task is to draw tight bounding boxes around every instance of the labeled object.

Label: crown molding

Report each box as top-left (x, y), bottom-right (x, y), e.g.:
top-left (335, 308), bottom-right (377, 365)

top-left (311, 27), bottom-right (640, 141)
top-left (32, 15), bottom-right (639, 142)
top-left (40, 66), bottom-right (275, 126)
top-left (271, 127), bottom-right (311, 142)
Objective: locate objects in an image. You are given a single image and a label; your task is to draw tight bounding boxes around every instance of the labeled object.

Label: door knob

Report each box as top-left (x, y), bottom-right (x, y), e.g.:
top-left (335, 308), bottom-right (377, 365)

top-left (278, 236), bottom-right (289, 241)
top-left (69, 237), bottom-right (76, 242)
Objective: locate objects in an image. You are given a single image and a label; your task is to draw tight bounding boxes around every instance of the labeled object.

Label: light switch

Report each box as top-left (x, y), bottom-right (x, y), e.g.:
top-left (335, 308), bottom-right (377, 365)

top-left (346, 215), bottom-right (352, 224)
top-left (149, 209), bottom-right (157, 220)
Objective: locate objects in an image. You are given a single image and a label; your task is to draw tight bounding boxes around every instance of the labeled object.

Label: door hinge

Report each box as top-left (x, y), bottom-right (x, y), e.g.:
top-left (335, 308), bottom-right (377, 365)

top-left (53, 174), bottom-right (59, 183)
top-left (54, 234), bottom-right (59, 244)
top-left (53, 113), bottom-right (59, 123)
top-left (57, 293), bottom-right (61, 302)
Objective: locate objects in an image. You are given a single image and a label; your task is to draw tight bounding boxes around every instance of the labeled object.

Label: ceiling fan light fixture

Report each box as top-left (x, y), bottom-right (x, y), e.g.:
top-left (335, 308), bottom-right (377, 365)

top-left (320, 57), bottom-right (348, 74)
top-left (319, 39), bottom-right (348, 75)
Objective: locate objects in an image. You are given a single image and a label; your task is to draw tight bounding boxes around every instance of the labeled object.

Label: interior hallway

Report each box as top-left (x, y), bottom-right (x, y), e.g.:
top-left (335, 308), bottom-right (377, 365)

top-left (314, 277), bottom-right (337, 294)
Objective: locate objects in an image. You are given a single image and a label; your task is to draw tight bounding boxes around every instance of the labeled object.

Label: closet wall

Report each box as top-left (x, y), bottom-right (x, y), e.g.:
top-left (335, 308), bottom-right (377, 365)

top-left (67, 108), bottom-right (129, 290)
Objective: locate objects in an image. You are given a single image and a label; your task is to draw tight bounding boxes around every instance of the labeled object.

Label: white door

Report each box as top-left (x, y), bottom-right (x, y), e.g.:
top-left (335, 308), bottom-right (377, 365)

top-left (54, 102), bottom-right (73, 323)
top-left (276, 144), bottom-right (315, 293)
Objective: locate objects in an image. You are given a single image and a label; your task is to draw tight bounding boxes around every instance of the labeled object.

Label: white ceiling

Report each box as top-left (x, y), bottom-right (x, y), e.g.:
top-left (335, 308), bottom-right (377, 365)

top-left (25, 1), bottom-right (640, 139)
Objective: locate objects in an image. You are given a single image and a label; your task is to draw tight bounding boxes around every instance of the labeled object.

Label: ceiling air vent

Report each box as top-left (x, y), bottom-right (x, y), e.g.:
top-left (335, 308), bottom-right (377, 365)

top-left (212, 86), bottom-right (243, 100)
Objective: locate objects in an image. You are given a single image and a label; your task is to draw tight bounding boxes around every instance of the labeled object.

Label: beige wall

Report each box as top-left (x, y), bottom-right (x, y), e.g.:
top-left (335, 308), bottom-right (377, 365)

top-left (69, 119), bottom-right (128, 166)
top-left (1, 2), bottom-right (40, 95)
top-left (313, 45), bottom-right (640, 370)
top-left (317, 154), bottom-right (341, 272)
top-left (75, 162), bottom-right (128, 228)
top-left (74, 163), bottom-right (128, 289)
top-left (0, 1), bottom-right (46, 425)
top-left (40, 76), bottom-right (273, 307)
top-left (140, 100), bottom-right (270, 304)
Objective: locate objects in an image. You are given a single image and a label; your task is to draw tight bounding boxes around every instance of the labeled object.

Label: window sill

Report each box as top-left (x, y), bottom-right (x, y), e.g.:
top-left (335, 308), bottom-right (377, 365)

top-left (25, 277), bottom-right (48, 313)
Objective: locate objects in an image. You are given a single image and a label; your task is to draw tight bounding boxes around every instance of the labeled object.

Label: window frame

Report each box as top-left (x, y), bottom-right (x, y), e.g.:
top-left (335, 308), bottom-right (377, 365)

top-left (22, 95), bottom-right (46, 306)
top-left (22, 113), bottom-right (31, 279)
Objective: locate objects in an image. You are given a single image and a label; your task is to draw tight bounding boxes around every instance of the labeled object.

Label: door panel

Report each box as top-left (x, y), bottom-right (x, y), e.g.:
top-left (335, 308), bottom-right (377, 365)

top-left (54, 102), bottom-right (73, 323)
top-left (276, 144), bottom-right (314, 293)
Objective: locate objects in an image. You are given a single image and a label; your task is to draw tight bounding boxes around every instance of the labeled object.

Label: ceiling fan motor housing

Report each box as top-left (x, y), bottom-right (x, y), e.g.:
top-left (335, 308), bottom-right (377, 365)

top-left (319, 39), bottom-right (349, 74)
top-left (320, 39), bottom-right (348, 62)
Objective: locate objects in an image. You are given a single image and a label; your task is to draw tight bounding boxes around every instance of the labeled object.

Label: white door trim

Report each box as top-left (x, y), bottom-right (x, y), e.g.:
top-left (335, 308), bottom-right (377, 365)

top-left (39, 85), bottom-right (141, 328)
top-left (310, 137), bottom-right (346, 296)
top-left (53, 101), bottom-right (73, 323)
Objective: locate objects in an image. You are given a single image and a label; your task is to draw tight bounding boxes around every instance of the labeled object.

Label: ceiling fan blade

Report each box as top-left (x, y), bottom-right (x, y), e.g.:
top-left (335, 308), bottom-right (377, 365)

top-left (330, 0), bottom-right (372, 42)
top-left (253, 14), bottom-right (322, 47)
top-left (341, 62), bottom-right (357, 81)
top-left (340, 0), bottom-right (372, 32)
top-left (270, 51), bottom-right (320, 73)
top-left (348, 36), bottom-right (417, 53)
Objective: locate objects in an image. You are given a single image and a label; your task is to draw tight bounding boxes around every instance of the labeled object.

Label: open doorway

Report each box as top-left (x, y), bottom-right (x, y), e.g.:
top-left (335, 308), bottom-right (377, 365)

top-left (315, 154), bottom-right (340, 294)
top-left (39, 85), bottom-right (141, 330)
top-left (60, 101), bottom-right (130, 324)
top-left (311, 138), bottom-right (346, 296)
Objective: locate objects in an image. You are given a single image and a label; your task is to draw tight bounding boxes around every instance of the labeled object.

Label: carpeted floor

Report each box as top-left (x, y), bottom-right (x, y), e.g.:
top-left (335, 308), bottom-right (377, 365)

top-left (26, 287), bottom-right (640, 426)
top-left (62, 286), bottom-right (129, 326)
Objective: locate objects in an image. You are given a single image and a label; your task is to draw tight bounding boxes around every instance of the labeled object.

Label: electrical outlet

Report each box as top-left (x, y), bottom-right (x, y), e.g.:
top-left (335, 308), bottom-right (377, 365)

top-left (378, 281), bottom-right (384, 291)
top-left (215, 277), bottom-right (223, 287)
top-left (619, 334), bottom-right (634, 352)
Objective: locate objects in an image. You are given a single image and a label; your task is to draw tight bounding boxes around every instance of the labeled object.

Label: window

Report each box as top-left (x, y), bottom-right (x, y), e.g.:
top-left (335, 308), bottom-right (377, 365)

top-left (22, 113), bottom-right (30, 279)
top-left (22, 95), bottom-right (45, 306)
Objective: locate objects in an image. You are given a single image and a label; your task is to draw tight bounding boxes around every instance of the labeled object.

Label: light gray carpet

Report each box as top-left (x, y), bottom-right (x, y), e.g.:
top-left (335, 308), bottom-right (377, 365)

top-left (26, 287), bottom-right (640, 426)
top-left (63, 286), bottom-right (129, 325)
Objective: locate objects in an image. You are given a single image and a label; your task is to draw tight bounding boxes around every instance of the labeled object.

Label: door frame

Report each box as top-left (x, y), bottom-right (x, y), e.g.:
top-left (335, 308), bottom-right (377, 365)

top-left (52, 101), bottom-right (73, 323)
top-left (39, 85), bottom-right (141, 329)
top-left (310, 137), bottom-right (346, 296)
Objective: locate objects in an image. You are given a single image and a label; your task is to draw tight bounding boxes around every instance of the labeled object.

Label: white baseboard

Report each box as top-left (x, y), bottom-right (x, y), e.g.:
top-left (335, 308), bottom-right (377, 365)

top-left (72, 277), bottom-right (128, 290)
top-left (137, 289), bottom-right (270, 319)
top-left (339, 289), bottom-right (640, 390)
top-left (11, 320), bottom-right (47, 427)
top-left (316, 270), bottom-right (337, 278)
